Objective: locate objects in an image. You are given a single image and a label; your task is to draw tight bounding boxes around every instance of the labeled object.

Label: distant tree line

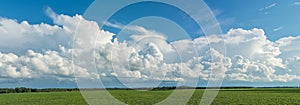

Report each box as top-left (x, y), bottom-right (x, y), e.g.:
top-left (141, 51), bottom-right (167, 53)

top-left (0, 87), bottom-right (79, 94)
top-left (104, 86), bottom-right (178, 91)
top-left (151, 86), bottom-right (177, 91)
top-left (2, 86), bottom-right (300, 94)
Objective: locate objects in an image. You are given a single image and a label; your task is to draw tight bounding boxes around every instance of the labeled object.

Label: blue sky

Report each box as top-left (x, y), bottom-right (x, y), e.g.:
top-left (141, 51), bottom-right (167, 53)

top-left (1, 0), bottom-right (300, 88)
top-left (0, 0), bottom-right (93, 24)
top-left (205, 0), bottom-right (300, 41)
top-left (1, 0), bottom-right (299, 41)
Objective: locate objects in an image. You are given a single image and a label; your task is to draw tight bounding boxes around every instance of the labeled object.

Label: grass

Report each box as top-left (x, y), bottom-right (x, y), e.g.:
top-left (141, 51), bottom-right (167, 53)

top-left (1, 88), bottom-right (300, 105)
top-left (211, 88), bottom-right (300, 105)
top-left (0, 92), bottom-right (87, 105)
top-left (109, 90), bottom-right (173, 104)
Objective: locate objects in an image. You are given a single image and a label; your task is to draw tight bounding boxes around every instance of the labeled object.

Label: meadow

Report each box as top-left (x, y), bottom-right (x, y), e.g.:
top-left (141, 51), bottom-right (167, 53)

top-left (1, 88), bottom-right (300, 105)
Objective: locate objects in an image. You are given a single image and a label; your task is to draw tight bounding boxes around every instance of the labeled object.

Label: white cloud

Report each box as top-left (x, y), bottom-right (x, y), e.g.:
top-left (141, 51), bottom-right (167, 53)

top-left (1, 8), bottom-right (300, 87)
top-left (260, 3), bottom-right (277, 11)
top-left (259, 3), bottom-right (277, 14)
top-left (0, 18), bottom-right (67, 54)
top-left (276, 36), bottom-right (300, 58)
top-left (291, 2), bottom-right (300, 6)
top-left (273, 26), bottom-right (283, 32)
top-left (0, 50), bottom-right (96, 81)
top-left (0, 8), bottom-right (107, 84)
top-left (94, 25), bottom-right (299, 84)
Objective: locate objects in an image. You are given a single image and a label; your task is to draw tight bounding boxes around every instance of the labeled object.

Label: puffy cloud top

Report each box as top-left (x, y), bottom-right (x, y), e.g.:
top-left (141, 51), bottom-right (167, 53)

top-left (1, 9), bottom-right (300, 87)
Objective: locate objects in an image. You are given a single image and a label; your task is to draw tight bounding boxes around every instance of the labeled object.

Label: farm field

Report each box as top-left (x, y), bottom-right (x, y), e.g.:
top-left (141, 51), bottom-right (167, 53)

top-left (1, 88), bottom-right (300, 105)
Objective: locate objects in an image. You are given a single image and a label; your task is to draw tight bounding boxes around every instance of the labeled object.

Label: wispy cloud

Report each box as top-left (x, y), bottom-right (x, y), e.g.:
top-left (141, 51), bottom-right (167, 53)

top-left (291, 2), bottom-right (300, 6)
top-left (259, 3), bottom-right (277, 14)
top-left (260, 3), bottom-right (277, 11)
top-left (273, 26), bottom-right (283, 32)
top-left (45, 7), bottom-right (57, 20)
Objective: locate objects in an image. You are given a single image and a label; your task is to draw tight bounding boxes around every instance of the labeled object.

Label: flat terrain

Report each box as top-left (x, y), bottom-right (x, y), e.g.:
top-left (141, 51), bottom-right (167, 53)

top-left (0, 92), bottom-right (87, 105)
top-left (1, 88), bottom-right (300, 105)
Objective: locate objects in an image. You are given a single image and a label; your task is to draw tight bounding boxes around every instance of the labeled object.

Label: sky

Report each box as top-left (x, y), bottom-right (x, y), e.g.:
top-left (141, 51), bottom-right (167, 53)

top-left (0, 0), bottom-right (300, 88)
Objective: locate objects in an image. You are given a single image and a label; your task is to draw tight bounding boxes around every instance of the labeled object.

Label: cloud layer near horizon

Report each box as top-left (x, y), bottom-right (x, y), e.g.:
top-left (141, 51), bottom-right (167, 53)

top-left (1, 10), bottom-right (300, 87)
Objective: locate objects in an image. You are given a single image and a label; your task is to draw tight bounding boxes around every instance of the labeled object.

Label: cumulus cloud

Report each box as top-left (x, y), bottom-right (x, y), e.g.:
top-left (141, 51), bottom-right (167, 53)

top-left (276, 36), bottom-right (300, 58)
top-left (0, 18), bottom-right (67, 54)
top-left (0, 50), bottom-right (97, 82)
top-left (194, 28), bottom-right (291, 82)
top-left (96, 23), bottom-right (300, 84)
top-left (1, 8), bottom-right (300, 87)
top-left (0, 8), bottom-right (104, 84)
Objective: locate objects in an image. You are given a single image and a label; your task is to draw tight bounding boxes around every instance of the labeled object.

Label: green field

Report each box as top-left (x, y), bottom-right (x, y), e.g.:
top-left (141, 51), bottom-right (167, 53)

top-left (1, 88), bottom-right (300, 105)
